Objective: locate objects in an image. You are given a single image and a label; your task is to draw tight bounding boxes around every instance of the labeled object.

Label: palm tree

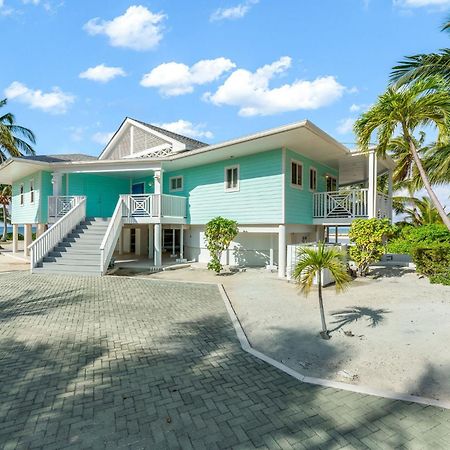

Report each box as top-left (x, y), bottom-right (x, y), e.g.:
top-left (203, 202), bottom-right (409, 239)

top-left (0, 98), bottom-right (36, 162)
top-left (292, 242), bottom-right (351, 340)
top-left (391, 17), bottom-right (450, 85)
top-left (0, 185), bottom-right (11, 241)
top-left (394, 195), bottom-right (447, 226)
top-left (354, 78), bottom-right (450, 231)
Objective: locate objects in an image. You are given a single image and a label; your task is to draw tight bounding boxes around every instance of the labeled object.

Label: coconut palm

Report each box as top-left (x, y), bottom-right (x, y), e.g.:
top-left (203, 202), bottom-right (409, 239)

top-left (395, 195), bottom-right (447, 226)
top-left (0, 185), bottom-right (11, 241)
top-left (0, 98), bottom-right (36, 162)
top-left (391, 18), bottom-right (450, 85)
top-left (292, 242), bottom-right (351, 340)
top-left (354, 78), bottom-right (450, 230)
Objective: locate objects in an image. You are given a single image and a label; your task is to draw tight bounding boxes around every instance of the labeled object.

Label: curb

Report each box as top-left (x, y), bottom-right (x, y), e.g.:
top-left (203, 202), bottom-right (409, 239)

top-left (217, 283), bottom-right (450, 411)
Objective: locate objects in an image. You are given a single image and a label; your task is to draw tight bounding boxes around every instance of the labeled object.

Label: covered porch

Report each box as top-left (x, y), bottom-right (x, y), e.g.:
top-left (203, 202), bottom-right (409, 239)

top-left (312, 150), bottom-right (394, 225)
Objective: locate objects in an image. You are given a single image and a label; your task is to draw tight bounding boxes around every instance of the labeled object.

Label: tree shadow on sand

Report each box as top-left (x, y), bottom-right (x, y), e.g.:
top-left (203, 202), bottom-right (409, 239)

top-left (329, 306), bottom-right (391, 332)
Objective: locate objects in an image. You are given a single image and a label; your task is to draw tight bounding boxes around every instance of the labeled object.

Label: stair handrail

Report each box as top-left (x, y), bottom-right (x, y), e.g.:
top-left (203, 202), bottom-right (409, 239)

top-left (29, 196), bottom-right (87, 271)
top-left (100, 196), bottom-right (124, 275)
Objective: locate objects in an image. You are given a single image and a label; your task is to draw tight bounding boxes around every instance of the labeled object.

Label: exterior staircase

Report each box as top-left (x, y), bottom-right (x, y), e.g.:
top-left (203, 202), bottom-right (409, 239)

top-left (33, 218), bottom-right (110, 275)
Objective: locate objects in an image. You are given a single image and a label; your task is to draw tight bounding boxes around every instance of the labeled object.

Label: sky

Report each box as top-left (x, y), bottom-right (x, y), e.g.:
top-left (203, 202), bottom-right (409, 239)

top-left (1, 0), bottom-right (449, 206)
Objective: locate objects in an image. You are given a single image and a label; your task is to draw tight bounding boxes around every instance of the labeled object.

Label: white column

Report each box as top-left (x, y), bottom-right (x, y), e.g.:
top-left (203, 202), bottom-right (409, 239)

top-left (52, 172), bottom-right (63, 196)
top-left (278, 224), bottom-right (286, 278)
top-left (118, 229), bottom-right (123, 255)
top-left (148, 225), bottom-right (154, 260)
top-left (368, 151), bottom-right (378, 219)
top-left (24, 224), bottom-right (32, 257)
top-left (12, 224), bottom-right (19, 254)
top-left (36, 224), bottom-right (46, 238)
top-left (171, 228), bottom-right (176, 257)
top-left (180, 226), bottom-right (184, 260)
top-left (387, 169), bottom-right (393, 221)
top-left (154, 224), bottom-right (162, 266)
top-left (269, 234), bottom-right (274, 267)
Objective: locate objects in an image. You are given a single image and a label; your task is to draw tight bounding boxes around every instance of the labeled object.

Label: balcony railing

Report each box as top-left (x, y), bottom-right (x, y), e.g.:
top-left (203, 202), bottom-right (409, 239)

top-left (48, 196), bottom-right (86, 223)
top-left (313, 189), bottom-right (390, 220)
top-left (121, 194), bottom-right (187, 220)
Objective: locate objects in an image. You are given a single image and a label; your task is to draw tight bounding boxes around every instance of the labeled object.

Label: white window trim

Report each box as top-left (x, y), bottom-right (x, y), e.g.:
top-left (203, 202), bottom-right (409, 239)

top-left (169, 176), bottom-right (184, 192)
top-left (19, 183), bottom-right (24, 206)
top-left (309, 167), bottom-right (317, 192)
top-left (29, 179), bottom-right (35, 204)
top-left (290, 159), bottom-right (303, 190)
top-left (224, 165), bottom-right (240, 192)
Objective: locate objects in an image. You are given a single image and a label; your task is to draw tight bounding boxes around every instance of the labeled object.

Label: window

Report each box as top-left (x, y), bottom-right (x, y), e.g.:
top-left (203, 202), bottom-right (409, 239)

top-left (20, 184), bottom-right (24, 206)
top-left (169, 176), bottom-right (183, 192)
top-left (309, 168), bottom-right (317, 191)
top-left (291, 161), bottom-right (303, 188)
top-left (326, 175), bottom-right (337, 192)
top-left (30, 179), bottom-right (35, 203)
top-left (224, 165), bottom-right (239, 192)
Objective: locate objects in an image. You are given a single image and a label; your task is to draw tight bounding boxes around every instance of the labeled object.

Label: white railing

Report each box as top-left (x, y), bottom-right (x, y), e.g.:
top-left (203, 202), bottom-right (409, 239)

top-left (313, 189), bottom-right (369, 219)
top-left (376, 192), bottom-right (390, 219)
top-left (99, 196), bottom-right (125, 275)
top-left (121, 194), bottom-right (186, 219)
top-left (29, 196), bottom-right (86, 271)
top-left (48, 196), bottom-right (85, 222)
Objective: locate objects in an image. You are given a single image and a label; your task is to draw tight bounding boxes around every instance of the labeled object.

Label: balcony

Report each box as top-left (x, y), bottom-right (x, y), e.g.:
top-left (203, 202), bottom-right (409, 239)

top-left (313, 189), bottom-right (390, 225)
top-left (121, 194), bottom-right (187, 224)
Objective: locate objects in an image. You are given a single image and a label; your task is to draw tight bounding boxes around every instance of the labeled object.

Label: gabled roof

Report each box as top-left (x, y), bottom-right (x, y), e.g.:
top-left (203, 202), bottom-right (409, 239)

top-left (23, 154), bottom-right (96, 163)
top-left (132, 119), bottom-right (208, 151)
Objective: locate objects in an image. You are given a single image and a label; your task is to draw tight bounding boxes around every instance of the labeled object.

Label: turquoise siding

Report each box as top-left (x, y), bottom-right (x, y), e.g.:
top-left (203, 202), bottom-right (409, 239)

top-left (284, 148), bottom-right (338, 224)
top-left (67, 174), bottom-right (129, 217)
top-left (11, 171), bottom-right (46, 224)
top-left (40, 171), bottom-right (53, 222)
top-left (164, 149), bottom-right (283, 224)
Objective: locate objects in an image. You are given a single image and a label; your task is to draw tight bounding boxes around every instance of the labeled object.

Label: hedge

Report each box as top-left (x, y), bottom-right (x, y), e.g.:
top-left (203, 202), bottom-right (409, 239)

top-left (411, 243), bottom-right (450, 286)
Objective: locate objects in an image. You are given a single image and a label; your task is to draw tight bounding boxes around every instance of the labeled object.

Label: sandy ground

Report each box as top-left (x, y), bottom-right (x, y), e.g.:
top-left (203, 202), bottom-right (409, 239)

top-left (0, 241), bottom-right (29, 272)
top-left (123, 263), bottom-right (450, 402)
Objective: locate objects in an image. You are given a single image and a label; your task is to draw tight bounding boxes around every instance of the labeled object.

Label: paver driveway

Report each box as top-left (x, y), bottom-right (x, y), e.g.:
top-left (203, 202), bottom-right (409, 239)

top-left (0, 273), bottom-right (449, 449)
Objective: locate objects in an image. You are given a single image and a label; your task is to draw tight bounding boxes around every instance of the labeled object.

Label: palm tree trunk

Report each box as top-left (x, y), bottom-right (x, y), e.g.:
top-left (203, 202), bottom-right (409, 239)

top-left (1, 204), bottom-right (7, 241)
top-left (404, 127), bottom-right (450, 231)
top-left (317, 271), bottom-right (329, 339)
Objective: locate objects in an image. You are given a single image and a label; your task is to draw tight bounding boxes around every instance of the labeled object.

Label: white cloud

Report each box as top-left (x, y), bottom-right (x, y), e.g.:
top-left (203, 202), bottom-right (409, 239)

top-left (22, 0), bottom-right (40, 4)
top-left (141, 57), bottom-right (236, 96)
top-left (204, 56), bottom-right (346, 116)
top-left (349, 103), bottom-right (371, 113)
top-left (84, 5), bottom-right (166, 51)
top-left (156, 120), bottom-right (213, 140)
top-left (92, 131), bottom-right (114, 145)
top-left (210, 0), bottom-right (258, 21)
top-left (394, 0), bottom-right (450, 8)
top-left (336, 118), bottom-right (356, 135)
top-left (79, 64), bottom-right (126, 83)
top-left (4, 81), bottom-right (74, 114)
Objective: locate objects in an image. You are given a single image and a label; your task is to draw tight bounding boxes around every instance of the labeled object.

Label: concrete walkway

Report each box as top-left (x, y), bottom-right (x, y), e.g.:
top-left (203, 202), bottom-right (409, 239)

top-left (0, 272), bottom-right (449, 449)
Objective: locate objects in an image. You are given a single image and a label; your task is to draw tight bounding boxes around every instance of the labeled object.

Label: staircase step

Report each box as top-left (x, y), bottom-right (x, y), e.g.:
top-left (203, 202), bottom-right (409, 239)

top-left (34, 266), bottom-right (102, 276)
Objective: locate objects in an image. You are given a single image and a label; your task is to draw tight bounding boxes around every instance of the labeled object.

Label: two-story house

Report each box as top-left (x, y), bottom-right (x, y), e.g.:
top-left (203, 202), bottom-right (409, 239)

top-left (0, 118), bottom-right (394, 277)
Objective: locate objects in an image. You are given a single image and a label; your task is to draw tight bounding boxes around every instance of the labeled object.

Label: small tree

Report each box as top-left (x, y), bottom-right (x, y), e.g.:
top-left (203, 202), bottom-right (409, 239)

top-left (205, 216), bottom-right (238, 274)
top-left (293, 242), bottom-right (351, 340)
top-left (349, 218), bottom-right (396, 276)
top-left (0, 185), bottom-right (11, 241)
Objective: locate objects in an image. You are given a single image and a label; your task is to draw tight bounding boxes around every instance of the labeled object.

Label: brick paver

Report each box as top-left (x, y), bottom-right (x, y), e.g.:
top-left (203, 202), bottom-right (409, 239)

top-left (0, 272), bottom-right (449, 449)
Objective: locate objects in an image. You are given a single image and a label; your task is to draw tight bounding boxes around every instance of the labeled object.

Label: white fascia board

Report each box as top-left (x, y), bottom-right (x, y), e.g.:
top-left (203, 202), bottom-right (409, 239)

top-left (51, 159), bottom-right (163, 173)
top-left (98, 118), bottom-right (130, 160)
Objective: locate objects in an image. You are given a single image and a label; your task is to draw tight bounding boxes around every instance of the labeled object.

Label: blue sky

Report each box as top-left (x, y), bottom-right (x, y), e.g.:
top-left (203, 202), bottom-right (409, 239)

top-left (1, 1), bottom-right (449, 170)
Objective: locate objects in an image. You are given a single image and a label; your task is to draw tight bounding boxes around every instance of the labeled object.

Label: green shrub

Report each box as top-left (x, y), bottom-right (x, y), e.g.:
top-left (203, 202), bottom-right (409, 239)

top-left (349, 218), bottom-right (396, 276)
top-left (387, 224), bottom-right (450, 255)
top-left (205, 217), bottom-right (238, 274)
top-left (412, 243), bottom-right (450, 285)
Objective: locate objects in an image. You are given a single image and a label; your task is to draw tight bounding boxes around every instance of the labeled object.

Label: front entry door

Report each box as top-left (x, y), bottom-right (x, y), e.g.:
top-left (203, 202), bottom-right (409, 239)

top-left (132, 183), bottom-right (145, 194)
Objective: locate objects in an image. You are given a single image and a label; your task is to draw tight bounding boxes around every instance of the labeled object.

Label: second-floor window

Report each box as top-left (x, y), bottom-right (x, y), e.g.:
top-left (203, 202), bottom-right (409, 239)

top-left (309, 168), bottom-right (317, 191)
top-left (225, 165), bottom-right (239, 192)
top-left (30, 179), bottom-right (35, 203)
top-left (170, 176), bottom-right (183, 192)
top-left (291, 161), bottom-right (303, 188)
top-left (20, 184), bottom-right (24, 206)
